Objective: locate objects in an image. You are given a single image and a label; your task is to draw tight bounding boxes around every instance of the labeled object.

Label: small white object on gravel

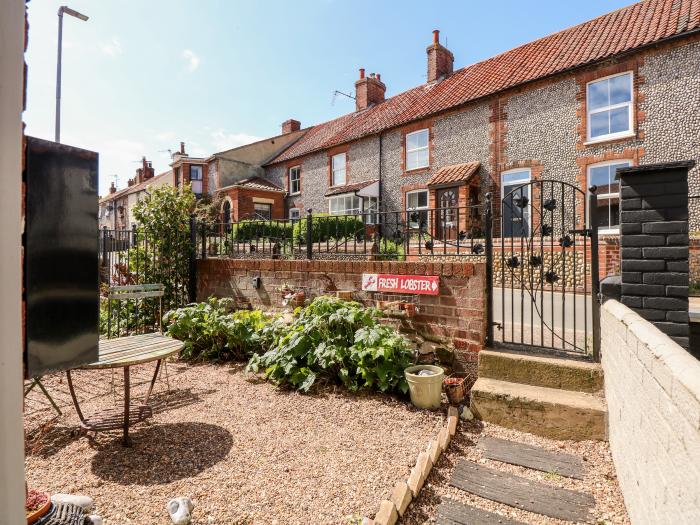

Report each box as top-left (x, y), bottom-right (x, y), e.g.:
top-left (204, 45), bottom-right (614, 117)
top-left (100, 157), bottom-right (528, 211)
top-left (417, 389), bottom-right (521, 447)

top-left (51, 494), bottom-right (94, 512)
top-left (167, 497), bottom-right (194, 525)
top-left (459, 405), bottom-right (474, 421)
top-left (87, 516), bottom-right (103, 525)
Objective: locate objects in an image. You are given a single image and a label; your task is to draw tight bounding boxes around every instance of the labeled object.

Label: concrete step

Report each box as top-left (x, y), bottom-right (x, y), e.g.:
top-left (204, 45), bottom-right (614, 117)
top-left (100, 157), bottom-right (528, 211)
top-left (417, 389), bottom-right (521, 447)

top-left (470, 377), bottom-right (607, 441)
top-left (478, 349), bottom-right (604, 393)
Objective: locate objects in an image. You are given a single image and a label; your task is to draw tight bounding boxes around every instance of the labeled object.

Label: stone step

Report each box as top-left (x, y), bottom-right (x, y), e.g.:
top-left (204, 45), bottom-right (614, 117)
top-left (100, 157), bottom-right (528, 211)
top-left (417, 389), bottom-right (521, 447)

top-left (470, 378), bottom-right (607, 441)
top-left (478, 349), bottom-right (604, 393)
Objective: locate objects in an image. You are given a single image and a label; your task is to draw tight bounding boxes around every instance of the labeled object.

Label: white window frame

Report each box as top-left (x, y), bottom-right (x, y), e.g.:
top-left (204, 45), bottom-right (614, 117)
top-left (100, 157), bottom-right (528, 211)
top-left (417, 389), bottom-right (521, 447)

top-left (405, 189), bottom-right (429, 229)
top-left (190, 165), bottom-right (203, 195)
top-left (328, 194), bottom-right (361, 215)
top-left (587, 160), bottom-right (630, 234)
top-left (405, 129), bottom-right (429, 171)
top-left (586, 71), bottom-right (634, 143)
top-left (289, 208), bottom-right (301, 221)
top-left (331, 153), bottom-right (347, 186)
top-left (500, 168), bottom-right (532, 237)
top-left (288, 166), bottom-right (301, 195)
top-left (364, 196), bottom-right (379, 225)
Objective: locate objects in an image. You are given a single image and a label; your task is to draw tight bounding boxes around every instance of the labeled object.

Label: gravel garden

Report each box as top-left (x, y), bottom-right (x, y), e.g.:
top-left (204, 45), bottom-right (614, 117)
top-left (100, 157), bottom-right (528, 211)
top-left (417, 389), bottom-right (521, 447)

top-left (25, 295), bottom-right (449, 524)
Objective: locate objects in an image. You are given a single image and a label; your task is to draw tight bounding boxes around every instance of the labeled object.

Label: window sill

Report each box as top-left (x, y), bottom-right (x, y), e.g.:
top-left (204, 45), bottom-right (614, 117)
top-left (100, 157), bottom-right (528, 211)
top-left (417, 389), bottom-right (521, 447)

top-left (583, 132), bottom-right (636, 146)
top-left (598, 228), bottom-right (620, 235)
top-left (403, 167), bottom-right (430, 176)
top-left (288, 192), bottom-right (301, 197)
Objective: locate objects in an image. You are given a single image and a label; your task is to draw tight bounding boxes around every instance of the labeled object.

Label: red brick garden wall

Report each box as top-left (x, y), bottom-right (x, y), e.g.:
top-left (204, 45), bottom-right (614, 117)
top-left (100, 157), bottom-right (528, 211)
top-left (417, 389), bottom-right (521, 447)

top-left (197, 258), bottom-right (487, 365)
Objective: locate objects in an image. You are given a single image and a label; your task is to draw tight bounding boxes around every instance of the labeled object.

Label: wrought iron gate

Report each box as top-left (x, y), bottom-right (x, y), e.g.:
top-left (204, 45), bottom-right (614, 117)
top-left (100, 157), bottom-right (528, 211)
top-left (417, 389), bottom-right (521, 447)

top-left (492, 180), bottom-right (600, 359)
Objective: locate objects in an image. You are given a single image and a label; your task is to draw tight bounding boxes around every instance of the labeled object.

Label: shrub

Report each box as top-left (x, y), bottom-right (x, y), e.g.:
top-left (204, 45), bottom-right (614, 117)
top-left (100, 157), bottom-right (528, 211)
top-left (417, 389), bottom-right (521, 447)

top-left (375, 238), bottom-right (406, 261)
top-left (292, 213), bottom-right (365, 244)
top-left (247, 296), bottom-right (414, 393)
top-left (163, 297), bottom-right (275, 360)
top-left (230, 220), bottom-right (292, 243)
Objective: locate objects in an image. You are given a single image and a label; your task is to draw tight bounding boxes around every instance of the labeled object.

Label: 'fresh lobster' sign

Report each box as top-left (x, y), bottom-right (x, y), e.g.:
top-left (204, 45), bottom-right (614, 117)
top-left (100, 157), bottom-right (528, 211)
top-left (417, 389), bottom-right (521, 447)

top-left (361, 273), bottom-right (440, 295)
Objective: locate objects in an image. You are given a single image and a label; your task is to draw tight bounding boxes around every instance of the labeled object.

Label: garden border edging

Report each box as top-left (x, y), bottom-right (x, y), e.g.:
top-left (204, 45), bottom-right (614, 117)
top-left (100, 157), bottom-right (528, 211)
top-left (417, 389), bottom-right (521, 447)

top-left (366, 406), bottom-right (459, 525)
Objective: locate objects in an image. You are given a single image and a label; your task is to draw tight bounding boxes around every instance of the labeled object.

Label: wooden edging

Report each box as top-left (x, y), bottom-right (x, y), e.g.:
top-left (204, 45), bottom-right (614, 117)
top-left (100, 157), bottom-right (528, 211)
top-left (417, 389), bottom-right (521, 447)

top-left (364, 406), bottom-right (459, 525)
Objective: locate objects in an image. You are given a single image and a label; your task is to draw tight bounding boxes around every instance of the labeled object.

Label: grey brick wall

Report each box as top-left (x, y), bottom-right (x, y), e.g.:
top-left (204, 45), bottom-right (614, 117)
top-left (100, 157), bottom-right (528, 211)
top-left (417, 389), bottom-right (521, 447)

top-left (618, 163), bottom-right (691, 347)
top-left (601, 300), bottom-right (700, 525)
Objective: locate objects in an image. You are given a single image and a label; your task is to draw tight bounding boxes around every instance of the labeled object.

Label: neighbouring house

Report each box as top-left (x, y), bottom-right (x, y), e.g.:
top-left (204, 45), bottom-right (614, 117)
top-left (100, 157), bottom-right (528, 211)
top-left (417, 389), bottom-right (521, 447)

top-left (171, 141), bottom-right (209, 199)
top-left (98, 157), bottom-right (174, 230)
top-left (242, 0), bottom-right (700, 247)
top-left (205, 123), bottom-right (306, 222)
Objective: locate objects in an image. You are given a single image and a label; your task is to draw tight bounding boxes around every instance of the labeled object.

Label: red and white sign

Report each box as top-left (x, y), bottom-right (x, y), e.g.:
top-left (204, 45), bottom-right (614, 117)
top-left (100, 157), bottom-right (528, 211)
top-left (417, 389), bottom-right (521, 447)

top-left (361, 273), bottom-right (440, 295)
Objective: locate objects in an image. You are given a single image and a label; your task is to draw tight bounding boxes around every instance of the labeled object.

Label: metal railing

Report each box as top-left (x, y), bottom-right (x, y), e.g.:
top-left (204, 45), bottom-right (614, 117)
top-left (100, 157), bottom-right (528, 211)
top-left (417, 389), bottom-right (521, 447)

top-left (99, 226), bottom-right (192, 311)
top-left (196, 205), bottom-right (488, 260)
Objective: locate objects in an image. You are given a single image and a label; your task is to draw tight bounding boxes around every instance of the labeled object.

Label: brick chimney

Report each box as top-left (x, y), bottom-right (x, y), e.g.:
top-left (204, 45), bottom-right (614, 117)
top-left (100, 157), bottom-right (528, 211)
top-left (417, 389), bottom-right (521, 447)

top-left (355, 68), bottom-right (386, 111)
top-left (180, 141), bottom-right (186, 155)
top-left (141, 156), bottom-right (154, 180)
top-left (109, 182), bottom-right (117, 194)
top-left (427, 30), bottom-right (454, 83)
top-left (282, 119), bottom-right (301, 134)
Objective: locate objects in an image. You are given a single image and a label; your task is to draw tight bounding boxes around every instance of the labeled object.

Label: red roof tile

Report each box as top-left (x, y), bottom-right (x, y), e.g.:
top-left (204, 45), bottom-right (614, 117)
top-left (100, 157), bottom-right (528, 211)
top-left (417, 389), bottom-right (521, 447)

top-left (219, 177), bottom-right (284, 192)
top-left (427, 162), bottom-right (480, 186)
top-left (268, 0), bottom-right (699, 165)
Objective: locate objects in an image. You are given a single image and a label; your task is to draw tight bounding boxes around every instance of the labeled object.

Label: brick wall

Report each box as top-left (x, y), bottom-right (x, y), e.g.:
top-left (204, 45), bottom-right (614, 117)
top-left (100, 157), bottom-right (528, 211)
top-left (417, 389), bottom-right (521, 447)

top-left (197, 258), bottom-right (487, 366)
top-left (618, 162), bottom-right (692, 348)
top-left (601, 300), bottom-right (700, 525)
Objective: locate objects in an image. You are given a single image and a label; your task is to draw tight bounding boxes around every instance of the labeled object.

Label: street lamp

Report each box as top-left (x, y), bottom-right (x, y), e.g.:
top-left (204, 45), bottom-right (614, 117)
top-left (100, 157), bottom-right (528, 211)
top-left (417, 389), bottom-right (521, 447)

top-left (55, 5), bottom-right (88, 143)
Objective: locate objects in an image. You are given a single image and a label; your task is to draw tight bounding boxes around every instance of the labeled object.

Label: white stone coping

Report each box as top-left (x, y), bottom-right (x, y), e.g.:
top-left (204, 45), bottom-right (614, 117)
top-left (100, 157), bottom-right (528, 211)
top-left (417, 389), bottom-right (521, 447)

top-left (602, 300), bottom-right (700, 429)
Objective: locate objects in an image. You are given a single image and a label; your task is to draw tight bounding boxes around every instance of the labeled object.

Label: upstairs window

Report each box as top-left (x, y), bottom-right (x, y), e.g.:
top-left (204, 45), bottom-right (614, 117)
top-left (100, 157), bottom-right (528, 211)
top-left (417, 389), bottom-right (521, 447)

top-left (588, 160), bottom-right (630, 233)
top-left (174, 167), bottom-right (181, 187)
top-left (587, 72), bottom-right (633, 141)
top-left (331, 153), bottom-right (346, 186)
top-left (190, 165), bottom-right (203, 195)
top-left (406, 129), bottom-right (429, 171)
top-left (289, 166), bottom-right (301, 194)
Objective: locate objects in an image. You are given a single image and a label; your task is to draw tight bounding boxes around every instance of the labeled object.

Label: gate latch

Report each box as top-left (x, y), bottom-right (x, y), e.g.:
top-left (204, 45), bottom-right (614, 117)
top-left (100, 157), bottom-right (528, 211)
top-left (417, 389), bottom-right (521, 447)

top-left (568, 228), bottom-right (593, 238)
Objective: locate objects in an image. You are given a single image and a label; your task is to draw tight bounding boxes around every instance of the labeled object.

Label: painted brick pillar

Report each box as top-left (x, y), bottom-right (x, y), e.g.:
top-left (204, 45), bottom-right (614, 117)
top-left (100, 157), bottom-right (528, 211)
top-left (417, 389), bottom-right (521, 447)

top-left (617, 161), bottom-right (695, 348)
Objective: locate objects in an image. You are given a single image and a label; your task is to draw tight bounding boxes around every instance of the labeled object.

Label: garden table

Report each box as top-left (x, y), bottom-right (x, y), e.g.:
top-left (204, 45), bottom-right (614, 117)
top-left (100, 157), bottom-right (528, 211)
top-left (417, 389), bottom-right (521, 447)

top-left (66, 333), bottom-right (183, 446)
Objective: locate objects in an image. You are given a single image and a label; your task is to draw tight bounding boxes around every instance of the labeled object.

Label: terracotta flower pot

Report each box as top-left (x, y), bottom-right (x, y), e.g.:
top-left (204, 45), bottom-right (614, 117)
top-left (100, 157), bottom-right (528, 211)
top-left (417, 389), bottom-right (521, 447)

top-left (26, 491), bottom-right (50, 525)
top-left (443, 376), bottom-right (466, 405)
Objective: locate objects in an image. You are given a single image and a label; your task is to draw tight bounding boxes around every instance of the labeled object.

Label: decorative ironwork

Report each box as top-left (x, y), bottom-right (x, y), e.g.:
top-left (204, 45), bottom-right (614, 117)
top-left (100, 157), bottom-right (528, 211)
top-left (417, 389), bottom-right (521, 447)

top-left (498, 179), bottom-right (599, 356)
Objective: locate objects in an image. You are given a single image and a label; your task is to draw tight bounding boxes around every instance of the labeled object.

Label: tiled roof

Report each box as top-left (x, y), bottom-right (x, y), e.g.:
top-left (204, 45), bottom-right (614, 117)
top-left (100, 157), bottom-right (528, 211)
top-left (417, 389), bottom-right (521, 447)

top-left (268, 0), bottom-right (700, 165)
top-left (325, 179), bottom-right (379, 196)
top-left (427, 162), bottom-right (480, 186)
top-left (219, 177), bottom-right (284, 193)
top-left (100, 170), bottom-right (172, 203)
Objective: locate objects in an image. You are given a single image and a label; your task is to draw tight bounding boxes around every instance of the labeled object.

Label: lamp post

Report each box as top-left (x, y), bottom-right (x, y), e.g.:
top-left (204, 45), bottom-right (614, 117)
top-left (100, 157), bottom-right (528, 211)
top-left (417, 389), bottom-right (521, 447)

top-left (55, 6), bottom-right (88, 143)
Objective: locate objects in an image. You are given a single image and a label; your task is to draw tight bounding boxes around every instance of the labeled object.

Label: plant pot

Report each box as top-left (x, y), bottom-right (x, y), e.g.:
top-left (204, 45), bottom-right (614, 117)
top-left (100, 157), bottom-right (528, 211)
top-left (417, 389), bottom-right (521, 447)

top-left (405, 365), bottom-right (445, 409)
top-left (292, 291), bottom-right (306, 307)
top-left (401, 302), bottom-right (416, 317)
top-left (26, 492), bottom-right (51, 525)
top-left (443, 376), bottom-right (466, 404)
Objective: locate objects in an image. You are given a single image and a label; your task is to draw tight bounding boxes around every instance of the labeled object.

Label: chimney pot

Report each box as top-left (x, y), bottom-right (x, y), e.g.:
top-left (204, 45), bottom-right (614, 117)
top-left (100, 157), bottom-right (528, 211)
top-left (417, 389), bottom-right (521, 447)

top-left (180, 142), bottom-right (185, 154)
top-left (376, 73), bottom-right (381, 81)
top-left (355, 70), bottom-right (386, 111)
top-left (109, 182), bottom-right (117, 194)
top-left (427, 29), bottom-right (454, 82)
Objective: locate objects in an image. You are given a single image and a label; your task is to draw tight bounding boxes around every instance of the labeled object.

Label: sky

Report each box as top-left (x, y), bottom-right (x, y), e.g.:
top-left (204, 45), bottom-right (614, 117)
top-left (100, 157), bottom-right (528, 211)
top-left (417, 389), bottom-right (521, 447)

top-left (24, 0), bottom-right (633, 195)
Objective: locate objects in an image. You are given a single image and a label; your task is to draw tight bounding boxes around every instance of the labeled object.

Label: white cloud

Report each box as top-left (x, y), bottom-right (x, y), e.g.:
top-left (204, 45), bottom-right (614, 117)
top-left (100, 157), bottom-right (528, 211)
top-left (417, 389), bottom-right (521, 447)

top-left (182, 49), bottom-right (200, 72)
top-left (211, 130), bottom-right (262, 152)
top-left (100, 38), bottom-right (123, 57)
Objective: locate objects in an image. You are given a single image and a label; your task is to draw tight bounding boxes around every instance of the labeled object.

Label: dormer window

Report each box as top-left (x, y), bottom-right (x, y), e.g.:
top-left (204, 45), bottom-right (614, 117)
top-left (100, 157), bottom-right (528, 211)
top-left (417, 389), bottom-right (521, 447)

top-left (587, 72), bottom-right (633, 141)
top-left (406, 129), bottom-right (429, 171)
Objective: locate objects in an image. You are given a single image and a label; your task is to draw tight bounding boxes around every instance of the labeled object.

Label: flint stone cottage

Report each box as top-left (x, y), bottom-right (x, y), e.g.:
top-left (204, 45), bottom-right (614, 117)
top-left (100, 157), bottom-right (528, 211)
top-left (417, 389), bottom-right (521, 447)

top-left (206, 0), bottom-right (700, 258)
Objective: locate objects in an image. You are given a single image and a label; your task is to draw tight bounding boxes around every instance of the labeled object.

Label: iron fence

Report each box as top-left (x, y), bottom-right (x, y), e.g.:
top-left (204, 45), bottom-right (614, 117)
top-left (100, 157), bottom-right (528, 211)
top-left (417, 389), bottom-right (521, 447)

top-left (197, 205), bottom-right (487, 260)
top-left (99, 226), bottom-right (192, 313)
